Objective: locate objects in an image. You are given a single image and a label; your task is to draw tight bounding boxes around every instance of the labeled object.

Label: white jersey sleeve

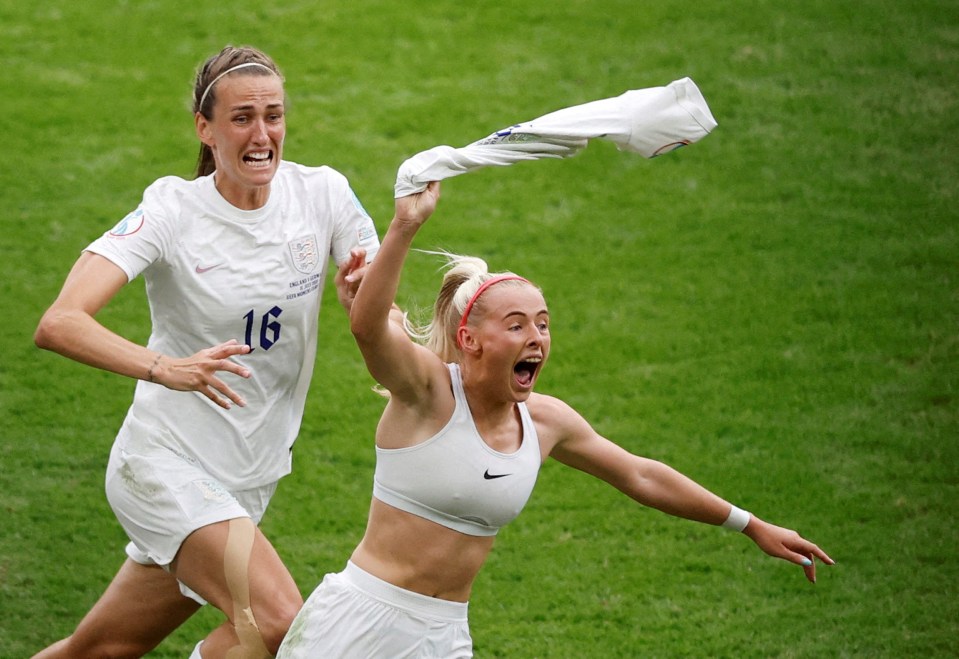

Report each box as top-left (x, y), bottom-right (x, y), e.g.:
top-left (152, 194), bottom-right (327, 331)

top-left (85, 176), bottom-right (183, 280)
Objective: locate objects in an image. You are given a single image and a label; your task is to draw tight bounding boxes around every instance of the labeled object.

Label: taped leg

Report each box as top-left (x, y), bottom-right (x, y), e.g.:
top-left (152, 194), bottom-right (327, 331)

top-left (173, 518), bottom-right (302, 656)
top-left (223, 518), bottom-right (271, 659)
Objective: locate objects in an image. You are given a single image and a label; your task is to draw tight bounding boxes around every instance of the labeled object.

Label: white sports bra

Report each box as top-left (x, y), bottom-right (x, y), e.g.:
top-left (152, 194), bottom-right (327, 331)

top-left (372, 363), bottom-right (542, 536)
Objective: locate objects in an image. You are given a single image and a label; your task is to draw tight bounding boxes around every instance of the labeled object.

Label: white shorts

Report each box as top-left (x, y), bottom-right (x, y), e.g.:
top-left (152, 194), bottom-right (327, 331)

top-left (105, 438), bottom-right (276, 603)
top-left (278, 561), bottom-right (472, 658)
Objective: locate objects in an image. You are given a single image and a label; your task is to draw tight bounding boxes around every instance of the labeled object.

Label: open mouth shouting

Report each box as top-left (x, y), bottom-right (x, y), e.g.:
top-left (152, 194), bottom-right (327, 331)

top-left (514, 356), bottom-right (542, 389)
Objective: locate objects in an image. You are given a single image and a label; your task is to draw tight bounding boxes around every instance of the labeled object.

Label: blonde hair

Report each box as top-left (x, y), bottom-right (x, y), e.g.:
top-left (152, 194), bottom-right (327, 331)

top-left (408, 251), bottom-right (533, 363)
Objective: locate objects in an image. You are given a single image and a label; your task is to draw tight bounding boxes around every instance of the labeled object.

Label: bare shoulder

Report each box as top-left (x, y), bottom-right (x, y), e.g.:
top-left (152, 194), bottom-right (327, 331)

top-left (525, 392), bottom-right (593, 455)
top-left (526, 392), bottom-right (576, 421)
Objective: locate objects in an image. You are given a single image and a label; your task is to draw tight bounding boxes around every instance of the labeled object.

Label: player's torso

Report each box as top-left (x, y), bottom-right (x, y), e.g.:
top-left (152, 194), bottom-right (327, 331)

top-left (146, 175), bottom-right (330, 382)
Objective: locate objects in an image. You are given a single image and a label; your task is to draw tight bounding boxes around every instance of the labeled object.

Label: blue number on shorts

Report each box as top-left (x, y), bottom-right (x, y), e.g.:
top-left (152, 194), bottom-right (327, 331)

top-left (243, 306), bottom-right (283, 352)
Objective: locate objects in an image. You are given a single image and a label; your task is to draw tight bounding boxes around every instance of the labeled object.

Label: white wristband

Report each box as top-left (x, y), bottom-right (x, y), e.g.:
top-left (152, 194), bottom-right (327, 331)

top-left (721, 505), bottom-right (751, 532)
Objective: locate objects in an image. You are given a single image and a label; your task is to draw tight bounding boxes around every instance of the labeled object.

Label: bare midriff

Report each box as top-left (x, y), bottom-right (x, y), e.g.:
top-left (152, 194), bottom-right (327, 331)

top-left (350, 497), bottom-right (496, 602)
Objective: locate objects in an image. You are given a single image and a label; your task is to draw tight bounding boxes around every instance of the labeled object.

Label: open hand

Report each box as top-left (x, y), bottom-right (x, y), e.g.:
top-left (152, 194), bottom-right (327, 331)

top-left (744, 516), bottom-right (835, 583)
top-left (149, 340), bottom-right (251, 409)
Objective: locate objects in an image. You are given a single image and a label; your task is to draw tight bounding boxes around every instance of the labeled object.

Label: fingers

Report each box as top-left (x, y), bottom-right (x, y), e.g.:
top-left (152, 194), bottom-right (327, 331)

top-left (345, 247), bottom-right (366, 269)
top-left (205, 344), bottom-right (251, 407)
top-left (810, 544), bottom-right (836, 566)
top-left (210, 341), bottom-right (253, 375)
top-left (340, 250), bottom-right (368, 286)
top-left (422, 180), bottom-right (441, 211)
top-left (395, 180), bottom-right (441, 223)
top-left (802, 556), bottom-right (816, 584)
top-left (201, 374), bottom-right (247, 410)
top-left (784, 538), bottom-right (833, 584)
top-left (335, 249), bottom-right (368, 311)
top-left (160, 341), bottom-right (253, 408)
top-left (751, 519), bottom-right (833, 584)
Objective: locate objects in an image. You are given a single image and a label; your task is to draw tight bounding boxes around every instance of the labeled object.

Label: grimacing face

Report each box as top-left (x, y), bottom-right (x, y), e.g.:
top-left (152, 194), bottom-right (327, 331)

top-left (195, 72), bottom-right (286, 209)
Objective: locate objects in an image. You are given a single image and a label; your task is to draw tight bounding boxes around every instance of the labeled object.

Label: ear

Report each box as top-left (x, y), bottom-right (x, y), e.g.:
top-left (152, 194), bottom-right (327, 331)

top-left (195, 112), bottom-right (215, 147)
top-left (457, 327), bottom-right (481, 356)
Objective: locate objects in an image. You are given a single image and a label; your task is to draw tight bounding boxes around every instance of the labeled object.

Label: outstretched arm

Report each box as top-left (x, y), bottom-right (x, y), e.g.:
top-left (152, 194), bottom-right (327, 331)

top-left (539, 395), bottom-right (834, 582)
top-left (349, 182), bottom-right (441, 398)
top-left (35, 252), bottom-right (251, 409)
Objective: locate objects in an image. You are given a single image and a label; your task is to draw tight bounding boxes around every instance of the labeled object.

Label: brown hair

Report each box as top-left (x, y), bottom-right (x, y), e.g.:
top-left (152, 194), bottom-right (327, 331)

top-left (191, 45), bottom-right (284, 178)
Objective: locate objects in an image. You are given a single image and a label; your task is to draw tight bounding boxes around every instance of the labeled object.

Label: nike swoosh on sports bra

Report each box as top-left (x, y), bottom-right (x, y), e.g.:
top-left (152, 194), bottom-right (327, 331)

top-left (372, 363), bottom-right (542, 536)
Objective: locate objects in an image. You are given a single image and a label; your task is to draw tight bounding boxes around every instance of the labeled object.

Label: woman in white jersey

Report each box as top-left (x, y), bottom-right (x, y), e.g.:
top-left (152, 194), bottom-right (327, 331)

top-left (277, 182), bottom-right (834, 658)
top-left (32, 45), bottom-right (380, 658)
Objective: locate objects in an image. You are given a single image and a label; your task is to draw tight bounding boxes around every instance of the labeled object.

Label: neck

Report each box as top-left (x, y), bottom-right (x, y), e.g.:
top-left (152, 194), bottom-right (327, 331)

top-left (460, 365), bottom-right (517, 421)
top-left (461, 376), bottom-right (524, 454)
top-left (213, 174), bottom-right (271, 210)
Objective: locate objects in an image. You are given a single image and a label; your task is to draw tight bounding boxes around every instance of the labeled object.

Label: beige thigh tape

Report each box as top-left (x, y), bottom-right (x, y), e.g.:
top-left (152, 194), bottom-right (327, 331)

top-left (224, 518), bottom-right (270, 659)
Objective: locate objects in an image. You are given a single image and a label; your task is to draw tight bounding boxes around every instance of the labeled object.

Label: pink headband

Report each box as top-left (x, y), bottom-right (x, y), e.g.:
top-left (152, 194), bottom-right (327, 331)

top-left (457, 275), bottom-right (530, 338)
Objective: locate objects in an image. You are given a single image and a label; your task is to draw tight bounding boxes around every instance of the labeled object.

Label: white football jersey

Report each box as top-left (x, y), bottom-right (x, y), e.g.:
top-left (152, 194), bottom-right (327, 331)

top-left (87, 161), bottom-right (380, 488)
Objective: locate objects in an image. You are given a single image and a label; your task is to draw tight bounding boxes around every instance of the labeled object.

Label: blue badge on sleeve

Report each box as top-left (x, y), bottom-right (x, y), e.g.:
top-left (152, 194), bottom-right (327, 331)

top-left (109, 207), bottom-right (146, 237)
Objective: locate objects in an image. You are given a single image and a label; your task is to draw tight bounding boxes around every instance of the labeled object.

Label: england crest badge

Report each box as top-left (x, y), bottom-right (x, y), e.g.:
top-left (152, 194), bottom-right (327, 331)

top-left (289, 234), bottom-right (319, 274)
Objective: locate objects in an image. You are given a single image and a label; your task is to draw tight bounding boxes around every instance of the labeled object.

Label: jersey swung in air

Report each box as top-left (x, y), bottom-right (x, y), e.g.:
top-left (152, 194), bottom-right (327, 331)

top-left (394, 77), bottom-right (717, 197)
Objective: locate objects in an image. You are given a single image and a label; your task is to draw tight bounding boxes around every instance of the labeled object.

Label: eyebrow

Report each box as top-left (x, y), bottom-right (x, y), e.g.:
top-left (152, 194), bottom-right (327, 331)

top-left (228, 101), bottom-right (285, 112)
top-left (503, 309), bottom-right (550, 320)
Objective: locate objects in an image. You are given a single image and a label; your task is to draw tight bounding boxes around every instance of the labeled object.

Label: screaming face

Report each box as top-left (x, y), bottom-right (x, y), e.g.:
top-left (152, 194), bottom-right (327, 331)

top-left (196, 72), bottom-right (286, 210)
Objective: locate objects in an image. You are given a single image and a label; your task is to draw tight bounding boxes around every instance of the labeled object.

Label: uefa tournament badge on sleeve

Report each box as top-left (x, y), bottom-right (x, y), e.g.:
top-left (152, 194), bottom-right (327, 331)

top-left (109, 207), bottom-right (146, 238)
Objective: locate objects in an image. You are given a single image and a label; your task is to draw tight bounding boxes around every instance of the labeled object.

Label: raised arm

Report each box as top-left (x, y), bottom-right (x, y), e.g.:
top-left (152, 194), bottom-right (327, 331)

top-left (35, 251), bottom-right (251, 409)
top-left (536, 395), bottom-right (834, 582)
top-left (349, 182), bottom-right (441, 399)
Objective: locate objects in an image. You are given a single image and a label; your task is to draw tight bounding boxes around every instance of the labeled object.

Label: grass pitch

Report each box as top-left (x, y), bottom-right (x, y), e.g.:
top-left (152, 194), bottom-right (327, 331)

top-left (1, 1), bottom-right (957, 656)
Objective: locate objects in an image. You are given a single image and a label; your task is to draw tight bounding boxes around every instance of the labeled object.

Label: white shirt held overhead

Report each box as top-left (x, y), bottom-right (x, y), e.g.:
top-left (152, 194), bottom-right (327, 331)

top-left (395, 77), bottom-right (718, 197)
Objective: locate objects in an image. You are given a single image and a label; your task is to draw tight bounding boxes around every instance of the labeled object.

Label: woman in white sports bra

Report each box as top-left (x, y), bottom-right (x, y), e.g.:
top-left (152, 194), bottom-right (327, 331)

top-left (278, 182), bottom-right (834, 658)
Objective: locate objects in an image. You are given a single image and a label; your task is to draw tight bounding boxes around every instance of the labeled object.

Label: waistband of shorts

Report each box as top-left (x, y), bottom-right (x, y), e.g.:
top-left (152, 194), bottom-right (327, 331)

top-left (343, 561), bottom-right (468, 622)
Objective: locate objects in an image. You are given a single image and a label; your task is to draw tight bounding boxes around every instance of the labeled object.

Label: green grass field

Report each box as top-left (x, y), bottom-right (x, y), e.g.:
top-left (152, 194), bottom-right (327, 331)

top-left (2, 1), bottom-right (957, 656)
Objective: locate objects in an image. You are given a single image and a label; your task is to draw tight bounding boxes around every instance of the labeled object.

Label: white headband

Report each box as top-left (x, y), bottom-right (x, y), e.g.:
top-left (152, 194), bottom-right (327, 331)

top-left (197, 62), bottom-right (276, 111)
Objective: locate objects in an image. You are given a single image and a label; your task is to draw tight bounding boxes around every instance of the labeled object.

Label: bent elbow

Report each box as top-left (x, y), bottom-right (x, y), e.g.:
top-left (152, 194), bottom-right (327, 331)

top-left (349, 308), bottom-right (381, 346)
top-left (350, 322), bottom-right (376, 353)
top-left (34, 308), bottom-right (69, 352)
top-left (348, 314), bottom-right (367, 343)
top-left (34, 313), bottom-right (55, 351)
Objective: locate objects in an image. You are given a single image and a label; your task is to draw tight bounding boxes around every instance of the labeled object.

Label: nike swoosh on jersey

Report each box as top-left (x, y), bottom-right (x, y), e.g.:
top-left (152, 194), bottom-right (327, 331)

top-left (483, 469), bottom-right (511, 480)
top-left (195, 263), bottom-right (223, 274)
